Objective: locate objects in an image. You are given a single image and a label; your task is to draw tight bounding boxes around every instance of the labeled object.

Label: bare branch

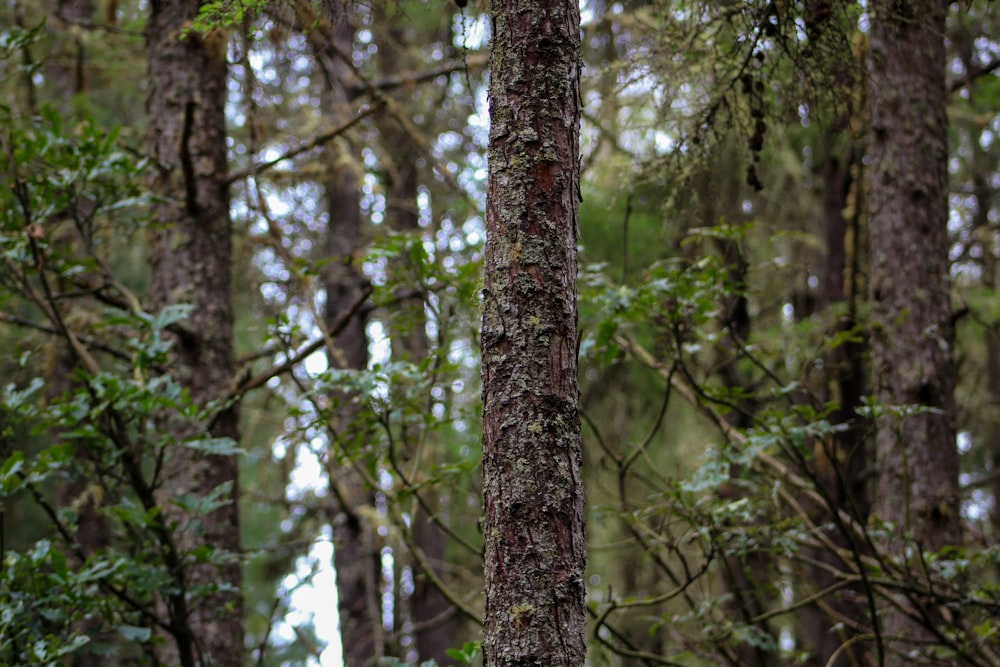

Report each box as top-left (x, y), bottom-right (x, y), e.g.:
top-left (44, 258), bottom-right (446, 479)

top-left (226, 102), bottom-right (384, 186)
top-left (347, 53), bottom-right (488, 97)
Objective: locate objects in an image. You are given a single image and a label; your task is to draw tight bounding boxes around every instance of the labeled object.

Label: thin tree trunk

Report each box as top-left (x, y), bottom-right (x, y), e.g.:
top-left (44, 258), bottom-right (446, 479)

top-left (46, 0), bottom-right (91, 102)
top-left (322, 157), bottom-right (380, 666)
top-left (372, 13), bottom-right (458, 663)
top-left (800, 146), bottom-right (870, 667)
top-left (304, 3), bottom-right (383, 664)
top-left (951, 12), bottom-right (1000, 578)
top-left (481, 1), bottom-right (586, 665)
top-left (146, 3), bottom-right (242, 665)
top-left (866, 0), bottom-right (959, 663)
top-left (980, 189), bottom-right (1000, 578)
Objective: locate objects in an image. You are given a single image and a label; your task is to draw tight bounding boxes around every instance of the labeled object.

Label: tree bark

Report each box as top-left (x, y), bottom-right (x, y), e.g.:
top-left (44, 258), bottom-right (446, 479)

top-left (866, 0), bottom-right (959, 662)
top-left (481, 2), bottom-right (586, 665)
top-left (146, 3), bottom-right (243, 665)
top-left (322, 156), bottom-right (381, 667)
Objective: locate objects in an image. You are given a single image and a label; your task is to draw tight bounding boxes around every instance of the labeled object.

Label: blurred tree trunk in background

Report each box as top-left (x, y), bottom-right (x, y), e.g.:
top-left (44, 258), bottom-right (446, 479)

top-left (305, 2), bottom-right (383, 663)
top-left (146, 0), bottom-right (243, 664)
top-left (799, 48), bottom-right (872, 656)
top-left (866, 0), bottom-right (960, 663)
top-left (374, 7), bottom-right (459, 662)
top-left (46, 5), bottom-right (118, 666)
top-left (46, 0), bottom-right (91, 103)
top-left (951, 9), bottom-right (1000, 576)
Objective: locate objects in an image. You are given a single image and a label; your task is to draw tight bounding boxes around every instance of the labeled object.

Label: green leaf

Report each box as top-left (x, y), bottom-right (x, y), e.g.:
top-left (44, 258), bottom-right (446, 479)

top-left (184, 437), bottom-right (244, 456)
top-left (0, 450), bottom-right (25, 487)
top-left (152, 303), bottom-right (194, 330)
top-left (117, 624), bottom-right (152, 642)
top-left (445, 641), bottom-right (481, 663)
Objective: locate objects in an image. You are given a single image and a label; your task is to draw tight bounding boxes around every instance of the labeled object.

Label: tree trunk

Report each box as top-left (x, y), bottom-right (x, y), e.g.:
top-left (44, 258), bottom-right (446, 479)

top-left (866, 0), bottom-right (959, 662)
top-left (951, 12), bottom-right (1000, 577)
top-left (322, 157), bottom-right (381, 667)
top-left (800, 146), bottom-right (870, 667)
top-left (46, 0), bottom-right (92, 103)
top-left (481, 1), bottom-right (586, 665)
top-left (373, 14), bottom-right (458, 664)
top-left (44, 3), bottom-right (117, 663)
top-left (146, 3), bottom-right (243, 665)
top-left (305, 3), bottom-right (383, 664)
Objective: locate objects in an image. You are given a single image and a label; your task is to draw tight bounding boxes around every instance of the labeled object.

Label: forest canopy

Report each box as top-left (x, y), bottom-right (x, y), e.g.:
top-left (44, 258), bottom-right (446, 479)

top-left (1, 1), bottom-right (1000, 666)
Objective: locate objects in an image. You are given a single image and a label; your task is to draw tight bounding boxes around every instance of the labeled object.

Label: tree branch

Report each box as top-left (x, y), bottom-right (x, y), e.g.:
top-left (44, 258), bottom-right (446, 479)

top-left (228, 285), bottom-right (372, 399)
top-left (949, 56), bottom-right (1000, 93)
top-left (226, 102), bottom-right (384, 186)
top-left (347, 53), bottom-right (488, 97)
top-left (0, 311), bottom-right (133, 363)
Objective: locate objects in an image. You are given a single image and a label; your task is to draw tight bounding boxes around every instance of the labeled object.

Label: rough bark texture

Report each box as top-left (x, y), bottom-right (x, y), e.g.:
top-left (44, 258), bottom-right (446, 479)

top-left (481, 2), bottom-right (586, 665)
top-left (146, 3), bottom-right (243, 665)
top-left (866, 0), bottom-right (960, 662)
top-left (310, 4), bottom-right (382, 664)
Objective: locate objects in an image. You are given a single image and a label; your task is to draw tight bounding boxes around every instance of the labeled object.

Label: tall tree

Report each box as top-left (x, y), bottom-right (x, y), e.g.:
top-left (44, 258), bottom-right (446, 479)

top-left (296, 1), bottom-right (384, 662)
top-left (481, 1), bottom-right (586, 665)
top-left (320, 36), bottom-right (383, 667)
top-left (146, 2), bottom-right (243, 665)
top-left (45, 8), bottom-right (121, 666)
top-left (866, 0), bottom-right (960, 662)
top-left (372, 9), bottom-right (458, 662)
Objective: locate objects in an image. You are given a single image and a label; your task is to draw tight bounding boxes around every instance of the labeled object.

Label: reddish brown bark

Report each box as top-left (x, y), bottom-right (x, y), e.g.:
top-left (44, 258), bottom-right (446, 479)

top-left (481, 1), bottom-right (586, 665)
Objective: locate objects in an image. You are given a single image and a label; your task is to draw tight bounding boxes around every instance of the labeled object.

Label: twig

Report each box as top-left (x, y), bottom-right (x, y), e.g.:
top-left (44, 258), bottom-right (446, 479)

top-left (228, 286), bottom-right (372, 399)
top-left (226, 103), bottom-right (384, 185)
top-left (0, 311), bottom-right (132, 363)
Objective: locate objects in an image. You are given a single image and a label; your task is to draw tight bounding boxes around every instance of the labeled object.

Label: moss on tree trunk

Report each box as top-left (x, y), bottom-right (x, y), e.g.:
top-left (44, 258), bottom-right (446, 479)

top-left (481, 1), bottom-right (586, 665)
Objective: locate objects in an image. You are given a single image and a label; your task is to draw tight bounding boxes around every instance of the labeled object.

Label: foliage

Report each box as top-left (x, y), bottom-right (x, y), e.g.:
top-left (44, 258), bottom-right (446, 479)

top-left (2, 1), bottom-right (1000, 666)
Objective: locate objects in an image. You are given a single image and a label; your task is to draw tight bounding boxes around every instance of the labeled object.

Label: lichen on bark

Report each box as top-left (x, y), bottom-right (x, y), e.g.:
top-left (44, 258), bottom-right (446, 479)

top-left (481, 1), bottom-right (587, 665)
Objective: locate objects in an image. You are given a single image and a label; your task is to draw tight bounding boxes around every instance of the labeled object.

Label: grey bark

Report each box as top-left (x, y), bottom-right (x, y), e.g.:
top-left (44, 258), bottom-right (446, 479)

top-left (481, 1), bottom-right (587, 665)
top-left (866, 0), bottom-right (960, 662)
top-left (146, 2), bottom-right (243, 665)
